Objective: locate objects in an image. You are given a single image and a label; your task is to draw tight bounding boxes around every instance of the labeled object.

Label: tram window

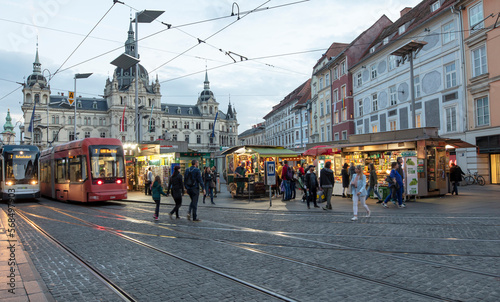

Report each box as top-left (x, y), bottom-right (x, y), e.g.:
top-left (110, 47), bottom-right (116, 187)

top-left (69, 156), bottom-right (87, 183)
top-left (56, 158), bottom-right (67, 184)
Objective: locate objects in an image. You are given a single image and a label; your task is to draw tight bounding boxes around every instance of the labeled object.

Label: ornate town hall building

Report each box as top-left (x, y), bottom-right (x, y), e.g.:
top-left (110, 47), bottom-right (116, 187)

top-left (21, 22), bottom-right (238, 151)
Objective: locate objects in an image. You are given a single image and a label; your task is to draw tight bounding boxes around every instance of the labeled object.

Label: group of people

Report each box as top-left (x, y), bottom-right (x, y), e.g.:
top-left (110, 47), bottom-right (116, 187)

top-left (150, 160), bottom-right (218, 222)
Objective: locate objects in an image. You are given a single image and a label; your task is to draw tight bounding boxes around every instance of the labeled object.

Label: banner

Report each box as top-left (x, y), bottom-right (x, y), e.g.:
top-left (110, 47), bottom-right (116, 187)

top-left (28, 102), bottom-right (37, 133)
top-left (405, 156), bottom-right (418, 195)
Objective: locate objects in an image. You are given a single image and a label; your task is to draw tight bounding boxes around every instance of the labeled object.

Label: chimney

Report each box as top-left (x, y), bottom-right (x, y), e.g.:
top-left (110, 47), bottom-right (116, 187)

top-left (400, 7), bottom-right (412, 17)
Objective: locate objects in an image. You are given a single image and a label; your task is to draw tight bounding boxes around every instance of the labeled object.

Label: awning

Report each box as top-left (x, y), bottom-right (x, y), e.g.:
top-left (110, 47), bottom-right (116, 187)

top-left (249, 147), bottom-right (299, 157)
top-left (442, 139), bottom-right (476, 149)
top-left (302, 145), bottom-right (339, 156)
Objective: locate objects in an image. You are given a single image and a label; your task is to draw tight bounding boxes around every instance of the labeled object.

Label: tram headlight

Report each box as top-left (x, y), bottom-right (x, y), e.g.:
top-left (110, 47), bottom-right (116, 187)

top-left (6, 181), bottom-right (13, 186)
top-left (31, 180), bottom-right (38, 185)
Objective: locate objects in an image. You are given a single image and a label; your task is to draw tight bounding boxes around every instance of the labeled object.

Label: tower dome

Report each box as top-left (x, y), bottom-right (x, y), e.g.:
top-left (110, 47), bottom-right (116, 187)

top-left (26, 47), bottom-right (47, 88)
top-left (198, 71), bottom-right (215, 102)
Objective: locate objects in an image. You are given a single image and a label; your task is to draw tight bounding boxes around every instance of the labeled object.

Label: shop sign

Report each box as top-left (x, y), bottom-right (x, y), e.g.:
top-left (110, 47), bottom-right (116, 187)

top-left (417, 159), bottom-right (424, 173)
top-left (401, 151), bottom-right (417, 157)
top-left (405, 156), bottom-right (418, 195)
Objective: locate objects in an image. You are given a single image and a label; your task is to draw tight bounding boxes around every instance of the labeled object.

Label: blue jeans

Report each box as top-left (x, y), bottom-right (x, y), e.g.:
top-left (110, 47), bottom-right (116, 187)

top-left (290, 181), bottom-right (296, 199)
top-left (203, 183), bottom-right (214, 203)
top-left (367, 186), bottom-right (382, 199)
top-left (384, 186), bottom-right (403, 205)
top-left (283, 180), bottom-right (291, 200)
top-left (187, 188), bottom-right (200, 220)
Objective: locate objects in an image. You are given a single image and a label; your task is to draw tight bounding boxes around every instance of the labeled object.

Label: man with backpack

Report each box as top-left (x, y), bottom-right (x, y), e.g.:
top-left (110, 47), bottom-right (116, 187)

top-left (281, 160), bottom-right (292, 201)
top-left (184, 160), bottom-right (205, 222)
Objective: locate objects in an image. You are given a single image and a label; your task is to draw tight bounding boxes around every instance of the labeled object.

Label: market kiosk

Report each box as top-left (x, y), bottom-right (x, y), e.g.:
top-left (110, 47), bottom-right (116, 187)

top-left (302, 145), bottom-right (344, 196)
top-left (221, 145), bottom-right (300, 198)
top-left (339, 128), bottom-right (475, 198)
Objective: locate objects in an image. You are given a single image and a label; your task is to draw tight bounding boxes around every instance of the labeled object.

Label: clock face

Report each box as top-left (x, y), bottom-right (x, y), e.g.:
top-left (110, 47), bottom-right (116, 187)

top-left (398, 82), bottom-right (409, 102)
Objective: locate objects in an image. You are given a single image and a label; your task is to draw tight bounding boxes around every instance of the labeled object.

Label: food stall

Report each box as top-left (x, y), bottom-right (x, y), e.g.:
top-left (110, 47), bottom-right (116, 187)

top-left (302, 145), bottom-right (344, 196)
top-left (221, 145), bottom-right (299, 198)
top-left (339, 127), bottom-right (475, 198)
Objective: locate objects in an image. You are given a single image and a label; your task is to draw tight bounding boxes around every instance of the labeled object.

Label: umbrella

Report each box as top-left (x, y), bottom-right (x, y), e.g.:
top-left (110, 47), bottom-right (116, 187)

top-left (302, 145), bottom-right (335, 156)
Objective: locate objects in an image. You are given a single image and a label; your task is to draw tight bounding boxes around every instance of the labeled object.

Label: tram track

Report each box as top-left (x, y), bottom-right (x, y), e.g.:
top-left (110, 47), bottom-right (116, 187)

top-left (17, 203), bottom-right (498, 301)
top-left (13, 209), bottom-right (137, 302)
top-left (15, 207), bottom-right (298, 302)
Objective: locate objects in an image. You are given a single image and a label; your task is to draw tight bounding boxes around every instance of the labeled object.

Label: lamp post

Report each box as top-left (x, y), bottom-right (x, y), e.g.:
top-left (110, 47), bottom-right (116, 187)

top-left (132, 10), bottom-right (164, 144)
top-left (74, 73), bottom-right (92, 140)
top-left (110, 9), bottom-right (164, 144)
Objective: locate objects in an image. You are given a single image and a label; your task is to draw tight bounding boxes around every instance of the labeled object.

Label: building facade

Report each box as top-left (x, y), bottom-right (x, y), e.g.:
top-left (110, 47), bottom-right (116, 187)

top-left (456, 0), bottom-right (500, 184)
top-left (351, 1), bottom-right (464, 140)
top-left (329, 15), bottom-right (393, 142)
top-left (309, 43), bottom-right (348, 143)
top-left (238, 123), bottom-right (265, 145)
top-left (264, 79), bottom-right (310, 150)
top-left (21, 22), bottom-right (238, 152)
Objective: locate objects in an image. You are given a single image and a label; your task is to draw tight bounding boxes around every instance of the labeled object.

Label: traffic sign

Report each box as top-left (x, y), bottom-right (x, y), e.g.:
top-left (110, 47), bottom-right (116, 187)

top-left (68, 91), bottom-right (75, 105)
top-left (266, 161), bottom-right (276, 186)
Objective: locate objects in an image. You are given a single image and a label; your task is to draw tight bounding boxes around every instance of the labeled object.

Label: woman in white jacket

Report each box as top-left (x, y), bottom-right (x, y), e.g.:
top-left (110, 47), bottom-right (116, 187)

top-left (350, 165), bottom-right (371, 221)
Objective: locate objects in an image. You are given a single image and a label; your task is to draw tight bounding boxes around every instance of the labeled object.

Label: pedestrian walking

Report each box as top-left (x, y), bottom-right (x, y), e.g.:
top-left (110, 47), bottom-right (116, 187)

top-left (396, 156), bottom-right (405, 203)
top-left (382, 162), bottom-right (405, 208)
top-left (350, 165), bottom-right (370, 221)
top-left (305, 165), bottom-right (320, 209)
top-left (450, 162), bottom-right (465, 195)
top-left (166, 165), bottom-right (184, 219)
top-left (202, 166), bottom-right (215, 204)
top-left (277, 161), bottom-right (284, 198)
top-left (211, 166), bottom-right (218, 197)
top-left (320, 161), bottom-right (335, 210)
top-left (341, 163), bottom-right (349, 197)
top-left (367, 163), bottom-right (383, 202)
top-left (145, 167), bottom-right (153, 195)
top-left (151, 175), bottom-right (167, 220)
top-left (184, 160), bottom-right (205, 222)
top-left (290, 165), bottom-right (297, 200)
top-left (281, 160), bottom-right (292, 201)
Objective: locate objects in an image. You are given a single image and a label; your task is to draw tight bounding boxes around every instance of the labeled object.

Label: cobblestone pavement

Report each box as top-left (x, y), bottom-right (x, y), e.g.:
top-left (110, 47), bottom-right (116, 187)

top-left (4, 185), bottom-right (500, 301)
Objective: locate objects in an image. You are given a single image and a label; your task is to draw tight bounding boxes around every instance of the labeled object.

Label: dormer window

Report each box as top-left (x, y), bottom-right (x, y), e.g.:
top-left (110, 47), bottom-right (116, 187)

top-left (370, 46), bottom-right (376, 53)
top-left (77, 101), bottom-right (82, 108)
top-left (165, 106), bottom-right (169, 113)
top-left (177, 107), bottom-right (181, 114)
top-left (188, 108), bottom-right (193, 115)
top-left (399, 24), bottom-right (406, 35)
top-left (92, 101), bottom-right (97, 109)
top-left (431, 1), bottom-right (440, 12)
top-left (383, 37), bottom-right (389, 45)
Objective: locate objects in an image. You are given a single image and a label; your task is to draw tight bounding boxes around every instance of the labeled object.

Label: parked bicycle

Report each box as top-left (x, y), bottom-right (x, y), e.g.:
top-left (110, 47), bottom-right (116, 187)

top-left (463, 169), bottom-right (486, 186)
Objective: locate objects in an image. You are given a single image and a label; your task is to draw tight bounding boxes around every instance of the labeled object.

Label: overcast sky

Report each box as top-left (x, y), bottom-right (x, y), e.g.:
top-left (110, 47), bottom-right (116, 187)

top-left (0, 0), bottom-right (422, 140)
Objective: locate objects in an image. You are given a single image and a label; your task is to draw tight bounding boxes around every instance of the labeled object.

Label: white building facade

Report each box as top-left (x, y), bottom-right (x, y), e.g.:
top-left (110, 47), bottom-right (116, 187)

top-left (21, 23), bottom-right (238, 152)
top-left (351, 1), bottom-right (465, 139)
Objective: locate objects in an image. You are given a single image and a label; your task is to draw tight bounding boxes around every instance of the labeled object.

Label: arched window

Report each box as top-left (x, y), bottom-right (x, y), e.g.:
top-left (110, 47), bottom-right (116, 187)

top-left (210, 106), bottom-right (213, 114)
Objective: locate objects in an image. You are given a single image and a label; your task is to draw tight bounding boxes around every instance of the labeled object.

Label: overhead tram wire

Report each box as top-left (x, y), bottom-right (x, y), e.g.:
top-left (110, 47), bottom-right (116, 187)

top-left (0, 86), bottom-right (23, 102)
top-left (51, 2), bottom-right (117, 79)
top-left (149, 0), bottom-right (272, 74)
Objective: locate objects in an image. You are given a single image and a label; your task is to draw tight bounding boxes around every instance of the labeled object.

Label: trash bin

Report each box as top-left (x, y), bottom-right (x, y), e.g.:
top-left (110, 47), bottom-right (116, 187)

top-left (378, 186), bottom-right (390, 200)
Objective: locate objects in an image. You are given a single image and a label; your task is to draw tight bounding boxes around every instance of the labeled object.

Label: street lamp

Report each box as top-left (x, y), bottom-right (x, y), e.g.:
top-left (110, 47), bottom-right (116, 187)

top-left (132, 10), bottom-right (164, 144)
top-left (74, 73), bottom-right (92, 140)
top-left (111, 9), bottom-right (164, 144)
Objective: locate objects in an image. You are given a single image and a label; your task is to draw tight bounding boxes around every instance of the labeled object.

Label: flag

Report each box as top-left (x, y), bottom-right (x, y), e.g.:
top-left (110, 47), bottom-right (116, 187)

top-left (120, 106), bottom-right (126, 132)
top-left (149, 103), bottom-right (154, 131)
top-left (28, 101), bottom-right (37, 133)
top-left (211, 111), bottom-right (218, 138)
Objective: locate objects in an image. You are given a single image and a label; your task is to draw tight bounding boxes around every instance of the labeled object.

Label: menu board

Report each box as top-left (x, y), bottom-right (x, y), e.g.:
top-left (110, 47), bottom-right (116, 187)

top-left (405, 156), bottom-right (418, 195)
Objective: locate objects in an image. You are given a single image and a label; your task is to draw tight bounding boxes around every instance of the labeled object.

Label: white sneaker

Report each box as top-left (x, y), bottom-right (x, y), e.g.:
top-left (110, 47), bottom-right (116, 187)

top-left (351, 216), bottom-right (358, 221)
top-left (366, 211), bottom-right (371, 218)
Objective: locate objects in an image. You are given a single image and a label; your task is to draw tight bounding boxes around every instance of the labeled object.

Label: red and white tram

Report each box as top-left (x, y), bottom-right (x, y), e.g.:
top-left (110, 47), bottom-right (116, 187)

top-left (40, 138), bottom-right (127, 202)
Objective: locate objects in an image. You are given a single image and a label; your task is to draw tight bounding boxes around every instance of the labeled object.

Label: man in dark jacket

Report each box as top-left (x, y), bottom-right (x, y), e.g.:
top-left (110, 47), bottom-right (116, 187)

top-left (305, 165), bottom-right (320, 209)
top-left (450, 162), bottom-right (465, 195)
top-left (320, 161), bottom-right (335, 210)
top-left (184, 160), bottom-right (205, 222)
top-left (281, 160), bottom-right (291, 201)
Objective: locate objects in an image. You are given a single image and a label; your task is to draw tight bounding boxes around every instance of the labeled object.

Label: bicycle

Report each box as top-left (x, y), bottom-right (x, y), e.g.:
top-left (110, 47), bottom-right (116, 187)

top-left (464, 169), bottom-right (486, 186)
